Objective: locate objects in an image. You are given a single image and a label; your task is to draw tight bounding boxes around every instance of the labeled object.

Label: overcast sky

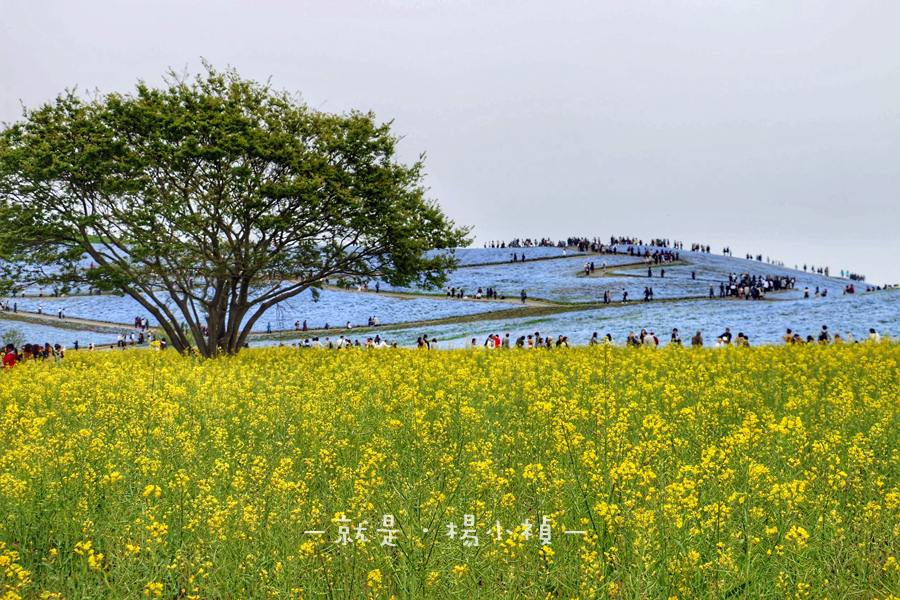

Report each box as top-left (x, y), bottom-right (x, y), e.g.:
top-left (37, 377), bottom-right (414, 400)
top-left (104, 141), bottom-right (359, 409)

top-left (2, 0), bottom-right (898, 283)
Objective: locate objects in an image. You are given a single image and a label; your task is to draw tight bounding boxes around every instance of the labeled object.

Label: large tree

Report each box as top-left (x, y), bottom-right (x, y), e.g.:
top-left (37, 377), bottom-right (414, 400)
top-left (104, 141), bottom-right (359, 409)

top-left (0, 66), bottom-right (469, 356)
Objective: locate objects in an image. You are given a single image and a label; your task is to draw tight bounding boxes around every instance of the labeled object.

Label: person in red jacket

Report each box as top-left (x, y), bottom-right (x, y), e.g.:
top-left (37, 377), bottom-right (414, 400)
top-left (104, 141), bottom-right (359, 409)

top-left (3, 345), bottom-right (18, 369)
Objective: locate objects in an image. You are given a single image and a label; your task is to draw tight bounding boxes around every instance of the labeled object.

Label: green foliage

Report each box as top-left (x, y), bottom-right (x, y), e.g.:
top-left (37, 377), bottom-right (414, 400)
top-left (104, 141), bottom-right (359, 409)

top-left (0, 64), bottom-right (469, 356)
top-left (0, 327), bottom-right (25, 349)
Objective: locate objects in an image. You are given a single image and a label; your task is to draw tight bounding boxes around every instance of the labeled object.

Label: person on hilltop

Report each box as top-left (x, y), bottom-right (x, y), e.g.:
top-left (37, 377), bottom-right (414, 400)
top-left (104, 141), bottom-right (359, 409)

top-left (520, 289), bottom-right (527, 304)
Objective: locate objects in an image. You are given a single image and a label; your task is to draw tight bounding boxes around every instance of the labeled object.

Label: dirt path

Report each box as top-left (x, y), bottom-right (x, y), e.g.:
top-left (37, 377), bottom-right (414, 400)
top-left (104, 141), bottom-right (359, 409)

top-left (0, 309), bottom-right (131, 330)
top-left (577, 259), bottom-right (689, 277)
top-left (453, 252), bottom-right (581, 269)
top-left (321, 284), bottom-right (557, 307)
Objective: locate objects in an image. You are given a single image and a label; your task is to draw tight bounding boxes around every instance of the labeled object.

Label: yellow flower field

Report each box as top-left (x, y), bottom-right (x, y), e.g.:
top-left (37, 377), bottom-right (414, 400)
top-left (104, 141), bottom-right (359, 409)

top-left (1, 344), bottom-right (899, 599)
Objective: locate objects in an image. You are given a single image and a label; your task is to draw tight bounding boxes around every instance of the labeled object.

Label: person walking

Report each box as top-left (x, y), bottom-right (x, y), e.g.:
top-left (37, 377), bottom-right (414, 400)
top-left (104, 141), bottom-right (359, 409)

top-left (520, 289), bottom-right (527, 304)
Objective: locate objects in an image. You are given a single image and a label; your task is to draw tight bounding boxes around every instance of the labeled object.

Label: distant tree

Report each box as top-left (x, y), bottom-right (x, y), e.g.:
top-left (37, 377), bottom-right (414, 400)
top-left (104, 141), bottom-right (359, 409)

top-left (0, 65), bottom-right (469, 356)
top-left (1, 327), bottom-right (25, 349)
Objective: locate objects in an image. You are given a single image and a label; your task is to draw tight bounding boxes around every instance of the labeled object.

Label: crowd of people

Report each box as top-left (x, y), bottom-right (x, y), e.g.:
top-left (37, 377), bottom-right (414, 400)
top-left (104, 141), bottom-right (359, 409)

top-left (3, 320), bottom-right (893, 366)
top-left (2, 342), bottom-right (65, 367)
top-left (457, 325), bottom-right (889, 350)
top-left (275, 325), bottom-right (891, 352)
top-left (278, 335), bottom-right (398, 349)
top-left (710, 273), bottom-right (797, 300)
top-left (640, 248), bottom-right (680, 264)
top-left (486, 238), bottom-right (564, 249)
top-left (488, 235), bottom-right (703, 254)
top-left (1, 336), bottom-right (174, 366)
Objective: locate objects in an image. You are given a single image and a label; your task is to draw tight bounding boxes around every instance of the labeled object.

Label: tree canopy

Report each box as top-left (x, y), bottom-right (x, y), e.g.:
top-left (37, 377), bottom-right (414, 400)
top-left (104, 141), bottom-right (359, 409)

top-left (0, 65), bottom-right (469, 356)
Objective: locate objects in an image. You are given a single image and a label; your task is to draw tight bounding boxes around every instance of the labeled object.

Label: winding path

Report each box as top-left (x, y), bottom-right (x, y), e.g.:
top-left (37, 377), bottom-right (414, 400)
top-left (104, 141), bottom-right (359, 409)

top-left (0, 309), bottom-right (131, 330)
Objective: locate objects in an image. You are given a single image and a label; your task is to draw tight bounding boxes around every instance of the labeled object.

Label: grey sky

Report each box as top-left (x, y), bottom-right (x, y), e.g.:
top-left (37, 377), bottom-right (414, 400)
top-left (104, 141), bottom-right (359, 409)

top-left (2, 0), bottom-right (898, 283)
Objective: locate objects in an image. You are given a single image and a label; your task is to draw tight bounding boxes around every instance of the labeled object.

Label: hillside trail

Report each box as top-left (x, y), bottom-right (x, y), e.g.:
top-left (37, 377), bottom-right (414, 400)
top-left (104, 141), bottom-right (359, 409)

top-left (578, 259), bottom-right (689, 277)
top-left (320, 284), bottom-right (558, 307)
top-left (0, 309), bottom-right (130, 330)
